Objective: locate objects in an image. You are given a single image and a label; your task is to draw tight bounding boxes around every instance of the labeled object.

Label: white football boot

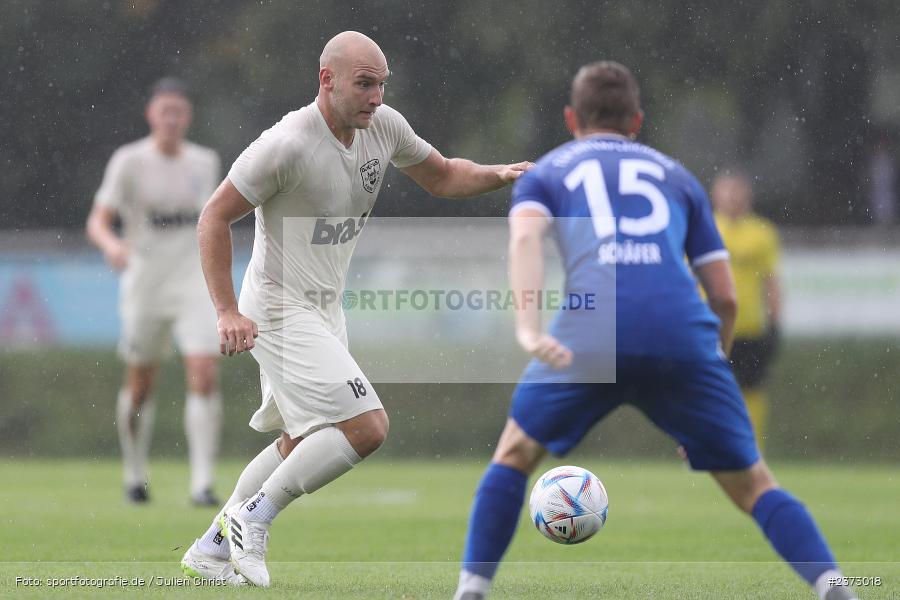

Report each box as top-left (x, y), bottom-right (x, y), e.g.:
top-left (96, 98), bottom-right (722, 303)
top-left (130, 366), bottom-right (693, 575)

top-left (220, 501), bottom-right (271, 587)
top-left (180, 539), bottom-right (247, 585)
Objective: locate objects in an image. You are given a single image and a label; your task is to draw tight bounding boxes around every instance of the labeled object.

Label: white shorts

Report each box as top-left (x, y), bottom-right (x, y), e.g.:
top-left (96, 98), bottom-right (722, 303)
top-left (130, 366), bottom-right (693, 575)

top-left (248, 311), bottom-right (383, 439)
top-left (118, 303), bottom-right (219, 365)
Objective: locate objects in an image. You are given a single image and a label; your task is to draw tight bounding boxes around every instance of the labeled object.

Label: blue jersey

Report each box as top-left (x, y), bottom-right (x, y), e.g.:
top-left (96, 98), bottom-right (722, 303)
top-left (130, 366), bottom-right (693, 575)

top-left (511, 134), bottom-right (727, 373)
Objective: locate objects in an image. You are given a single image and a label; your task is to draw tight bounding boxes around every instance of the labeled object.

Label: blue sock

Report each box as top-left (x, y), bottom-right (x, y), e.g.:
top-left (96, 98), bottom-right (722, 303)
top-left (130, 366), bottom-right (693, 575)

top-left (751, 488), bottom-right (837, 584)
top-left (461, 463), bottom-right (528, 579)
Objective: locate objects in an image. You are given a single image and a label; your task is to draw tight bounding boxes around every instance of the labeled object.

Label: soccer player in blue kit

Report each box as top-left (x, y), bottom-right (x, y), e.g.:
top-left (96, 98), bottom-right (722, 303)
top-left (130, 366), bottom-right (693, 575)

top-left (452, 62), bottom-right (856, 600)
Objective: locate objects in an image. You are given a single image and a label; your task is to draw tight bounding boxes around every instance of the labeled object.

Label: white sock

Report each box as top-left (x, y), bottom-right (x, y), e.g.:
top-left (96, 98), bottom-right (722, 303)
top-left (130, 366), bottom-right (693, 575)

top-left (454, 570), bottom-right (493, 600)
top-left (185, 392), bottom-right (223, 496)
top-left (196, 522), bottom-right (229, 559)
top-left (815, 569), bottom-right (849, 600)
top-left (238, 490), bottom-right (281, 523)
top-left (116, 389), bottom-right (155, 488)
top-left (243, 427), bottom-right (362, 523)
top-left (199, 440), bottom-right (284, 556)
top-left (221, 440), bottom-right (284, 512)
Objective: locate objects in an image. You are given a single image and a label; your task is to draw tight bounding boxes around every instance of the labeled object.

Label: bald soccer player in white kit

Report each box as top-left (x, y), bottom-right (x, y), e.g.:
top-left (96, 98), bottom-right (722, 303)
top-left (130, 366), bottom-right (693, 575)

top-left (179, 32), bottom-right (532, 586)
top-left (87, 78), bottom-right (224, 506)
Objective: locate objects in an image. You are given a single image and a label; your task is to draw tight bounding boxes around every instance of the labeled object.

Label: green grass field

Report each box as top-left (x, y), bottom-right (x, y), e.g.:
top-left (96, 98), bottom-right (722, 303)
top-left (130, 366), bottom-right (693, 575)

top-left (0, 458), bottom-right (897, 599)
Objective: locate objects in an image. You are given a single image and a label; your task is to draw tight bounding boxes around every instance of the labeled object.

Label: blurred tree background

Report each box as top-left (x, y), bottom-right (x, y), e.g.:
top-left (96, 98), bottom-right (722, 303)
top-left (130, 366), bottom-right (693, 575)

top-left (2, 0), bottom-right (899, 229)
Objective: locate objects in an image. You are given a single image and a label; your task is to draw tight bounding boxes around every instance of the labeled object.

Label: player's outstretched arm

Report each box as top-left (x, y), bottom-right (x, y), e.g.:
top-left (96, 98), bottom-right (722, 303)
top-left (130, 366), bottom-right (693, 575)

top-left (509, 209), bottom-right (573, 369)
top-left (695, 259), bottom-right (739, 356)
top-left (401, 148), bottom-right (532, 199)
top-left (85, 204), bottom-right (129, 270)
top-left (197, 178), bottom-right (258, 356)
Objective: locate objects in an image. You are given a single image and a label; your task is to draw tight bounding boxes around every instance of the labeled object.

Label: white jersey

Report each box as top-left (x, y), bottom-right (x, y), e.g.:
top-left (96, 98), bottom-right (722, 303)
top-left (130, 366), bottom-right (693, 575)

top-left (94, 137), bottom-right (220, 315)
top-left (229, 100), bottom-right (432, 333)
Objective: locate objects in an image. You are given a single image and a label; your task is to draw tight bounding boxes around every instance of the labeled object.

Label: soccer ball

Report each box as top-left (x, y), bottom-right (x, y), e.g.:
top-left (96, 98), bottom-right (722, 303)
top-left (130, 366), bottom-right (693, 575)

top-left (529, 465), bottom-right (608, 544)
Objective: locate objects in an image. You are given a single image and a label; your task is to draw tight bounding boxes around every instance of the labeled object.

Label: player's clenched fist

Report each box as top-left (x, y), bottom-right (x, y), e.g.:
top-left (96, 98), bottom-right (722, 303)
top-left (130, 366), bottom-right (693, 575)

top-left (217, 309), bottom-right (258, 356)
top-left (516, 329), bottom-right (573, 369)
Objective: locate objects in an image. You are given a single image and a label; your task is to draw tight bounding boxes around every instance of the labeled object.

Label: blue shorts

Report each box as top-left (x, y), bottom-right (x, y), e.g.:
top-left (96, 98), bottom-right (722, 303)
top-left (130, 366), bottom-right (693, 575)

top-left (510, 356), bottom-right (760, 471)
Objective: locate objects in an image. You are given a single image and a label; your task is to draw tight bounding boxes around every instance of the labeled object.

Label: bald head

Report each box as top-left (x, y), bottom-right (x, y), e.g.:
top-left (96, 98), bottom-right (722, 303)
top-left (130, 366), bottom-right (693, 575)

top-left (317, 31), bottom-right (389, 136)
top-left (320, 31), bottom-right (387, 73)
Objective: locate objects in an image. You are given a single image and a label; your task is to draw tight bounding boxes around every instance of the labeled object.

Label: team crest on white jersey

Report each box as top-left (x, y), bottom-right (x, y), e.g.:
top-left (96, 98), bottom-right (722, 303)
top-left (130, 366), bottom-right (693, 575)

top-left (360, 158), bottom-right (381, 193)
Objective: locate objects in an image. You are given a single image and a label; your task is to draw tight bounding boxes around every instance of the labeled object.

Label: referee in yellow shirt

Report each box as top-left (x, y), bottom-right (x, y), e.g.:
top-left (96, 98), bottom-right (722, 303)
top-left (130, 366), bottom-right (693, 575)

top-left (711, 170), bottom-right (782, 450)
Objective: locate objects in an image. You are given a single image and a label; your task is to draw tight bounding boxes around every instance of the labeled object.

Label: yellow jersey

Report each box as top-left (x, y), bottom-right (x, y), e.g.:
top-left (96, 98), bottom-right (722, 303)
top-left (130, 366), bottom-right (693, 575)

top-left (714, 212), bottom-right (780, 338)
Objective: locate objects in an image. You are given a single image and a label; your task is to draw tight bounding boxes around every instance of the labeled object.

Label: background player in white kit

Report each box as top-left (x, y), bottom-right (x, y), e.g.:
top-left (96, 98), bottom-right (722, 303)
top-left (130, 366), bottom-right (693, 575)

top-left (179, 31), bottom-right (532, 586)
top-left (86, 78), bottom-right (224, 506)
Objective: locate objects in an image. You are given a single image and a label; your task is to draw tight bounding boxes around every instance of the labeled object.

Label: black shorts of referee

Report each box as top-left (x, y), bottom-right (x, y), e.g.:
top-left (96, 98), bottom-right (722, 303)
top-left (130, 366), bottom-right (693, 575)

top-left (729, 326), bottom-right (780, 389)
